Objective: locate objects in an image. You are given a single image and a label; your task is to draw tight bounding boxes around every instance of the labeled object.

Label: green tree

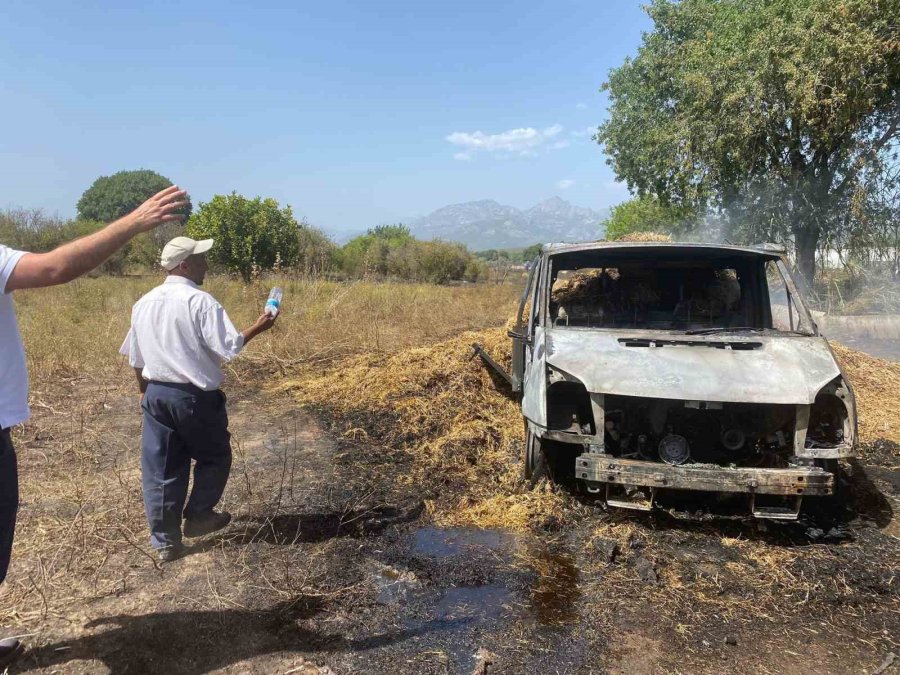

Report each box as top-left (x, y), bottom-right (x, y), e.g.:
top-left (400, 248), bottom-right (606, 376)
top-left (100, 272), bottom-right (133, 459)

top-left (598, 0), bottom-right (900, 283)
top-left (77, 169), bottom-right (192, 271)
top-left (602, 196), bottom-right (695, 240)
top-left (185, 192), bottom-right (302, 282)
top-left (77, 169), bottom-right (191, 223)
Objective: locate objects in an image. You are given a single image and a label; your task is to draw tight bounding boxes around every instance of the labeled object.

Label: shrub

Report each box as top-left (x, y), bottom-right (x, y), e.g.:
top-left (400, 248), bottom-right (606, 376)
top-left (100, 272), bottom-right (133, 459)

top-left (186, 192), bottom-right (309, 282)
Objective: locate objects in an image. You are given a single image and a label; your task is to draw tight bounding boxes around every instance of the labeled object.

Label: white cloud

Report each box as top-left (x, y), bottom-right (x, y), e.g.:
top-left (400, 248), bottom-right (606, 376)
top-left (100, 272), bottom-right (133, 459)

top-left (445, 124), bottom-right (566, 158)
top-left (550, 140), bottom-right (571, 150)
top-left (556, 179), bottom-right (576, 190)
top-left (571, 125), bottom-right (597, 138)
top-left (453, 152), bottom-right (472, 161)
top-left (576, 102), bottom-right (588, 110)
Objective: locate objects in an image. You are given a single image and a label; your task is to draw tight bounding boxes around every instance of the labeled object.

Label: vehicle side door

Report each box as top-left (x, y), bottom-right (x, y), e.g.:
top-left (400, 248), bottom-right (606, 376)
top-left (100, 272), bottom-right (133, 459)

top-left (509, 254), bottom-right (541, 393)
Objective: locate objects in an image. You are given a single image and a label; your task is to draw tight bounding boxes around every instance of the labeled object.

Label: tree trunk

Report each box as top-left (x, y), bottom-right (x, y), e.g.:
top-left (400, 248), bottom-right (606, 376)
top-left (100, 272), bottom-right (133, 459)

top-left (793, 223), bottom-right (820, 289)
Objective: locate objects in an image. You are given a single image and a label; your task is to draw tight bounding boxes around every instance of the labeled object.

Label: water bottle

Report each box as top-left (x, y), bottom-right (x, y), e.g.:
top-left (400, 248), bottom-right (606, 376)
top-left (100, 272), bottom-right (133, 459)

top-left (265, 287), bottom-right (283, 317)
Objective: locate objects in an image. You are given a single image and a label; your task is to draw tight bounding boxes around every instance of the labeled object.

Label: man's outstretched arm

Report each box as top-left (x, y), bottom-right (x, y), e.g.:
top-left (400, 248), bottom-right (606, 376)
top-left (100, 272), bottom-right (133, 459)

top-left (241, 313), bottom-right (278, 345)
top-left (6, 185), bottom-right (189, 291)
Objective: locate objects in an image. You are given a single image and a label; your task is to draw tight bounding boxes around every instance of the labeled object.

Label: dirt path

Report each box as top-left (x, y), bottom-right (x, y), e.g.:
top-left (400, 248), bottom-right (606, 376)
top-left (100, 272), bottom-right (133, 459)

top-left (6, 382), bottom-right (900, 674)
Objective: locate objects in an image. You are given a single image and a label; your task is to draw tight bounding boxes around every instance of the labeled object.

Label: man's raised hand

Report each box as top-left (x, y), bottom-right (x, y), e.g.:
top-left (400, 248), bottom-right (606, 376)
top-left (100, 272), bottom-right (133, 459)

top-left (254, 312), bottom-right (278, 333)
top-left (127, 185), bottom-right (190, 232)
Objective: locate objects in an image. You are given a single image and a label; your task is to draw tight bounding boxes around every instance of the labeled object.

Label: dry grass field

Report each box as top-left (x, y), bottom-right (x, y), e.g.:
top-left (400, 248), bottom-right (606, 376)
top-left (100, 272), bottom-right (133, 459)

top-left (15, 275), bottom-right (520, 384)
top-left (2, 274), bottom-right (899, 674)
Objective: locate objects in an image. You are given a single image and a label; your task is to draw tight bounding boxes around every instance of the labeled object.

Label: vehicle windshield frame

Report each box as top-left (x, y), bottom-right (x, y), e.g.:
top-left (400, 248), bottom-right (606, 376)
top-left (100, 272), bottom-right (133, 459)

top-left (542, 246), bottom-right (817, 337)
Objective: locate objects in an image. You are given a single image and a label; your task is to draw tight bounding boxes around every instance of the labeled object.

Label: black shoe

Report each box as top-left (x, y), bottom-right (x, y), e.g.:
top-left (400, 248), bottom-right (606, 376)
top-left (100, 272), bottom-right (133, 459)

top-left (183, 511), bottom-right (232, 538)
top-left (0, 638), bottom-right (24, 668)
top-left (157, 543), bottom-right (185, 564)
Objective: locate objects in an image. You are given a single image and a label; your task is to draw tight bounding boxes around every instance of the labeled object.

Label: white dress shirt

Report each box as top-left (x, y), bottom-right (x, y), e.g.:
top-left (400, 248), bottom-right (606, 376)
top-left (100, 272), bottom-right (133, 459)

top-left (0, 244), bottom-right (29, 429)
top-left (120, 276), bottom-right (245, 391)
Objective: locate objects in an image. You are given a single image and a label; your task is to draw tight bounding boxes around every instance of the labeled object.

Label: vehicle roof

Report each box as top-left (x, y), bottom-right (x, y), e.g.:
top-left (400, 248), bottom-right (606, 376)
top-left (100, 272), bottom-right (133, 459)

top-left (542, 241), bottom-right (784, 258)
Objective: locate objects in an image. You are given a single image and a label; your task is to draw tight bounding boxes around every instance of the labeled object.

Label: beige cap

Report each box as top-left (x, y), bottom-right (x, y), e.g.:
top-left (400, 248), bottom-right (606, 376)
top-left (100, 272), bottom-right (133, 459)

top-left (160, 236), bottom-right (214, 270)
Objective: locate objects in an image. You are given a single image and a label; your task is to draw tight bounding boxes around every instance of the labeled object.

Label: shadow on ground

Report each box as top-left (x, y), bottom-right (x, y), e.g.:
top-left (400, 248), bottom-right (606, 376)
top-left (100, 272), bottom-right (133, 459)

top-left (17, 595), bottom-right (468, 674)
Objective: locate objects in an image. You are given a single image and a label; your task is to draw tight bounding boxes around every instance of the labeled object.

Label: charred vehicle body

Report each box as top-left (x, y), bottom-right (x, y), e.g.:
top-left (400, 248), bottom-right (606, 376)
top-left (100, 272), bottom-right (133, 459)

top-left (480, 242), bottom-right (857, 520)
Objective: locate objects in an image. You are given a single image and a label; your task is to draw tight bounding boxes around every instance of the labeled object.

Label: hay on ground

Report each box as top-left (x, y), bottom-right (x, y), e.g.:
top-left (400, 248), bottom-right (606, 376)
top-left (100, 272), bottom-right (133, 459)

top-left (831, 342), bottom-right (900, 447)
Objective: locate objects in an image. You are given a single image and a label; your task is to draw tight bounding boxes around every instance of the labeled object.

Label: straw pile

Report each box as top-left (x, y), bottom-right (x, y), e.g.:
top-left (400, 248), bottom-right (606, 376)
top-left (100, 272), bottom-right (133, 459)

top-left (831, 342), bottom-right (900, 447)
top-left (614, 231), bottom-right (673, 242)
top-left (280, 327), bottom-right (579, 529)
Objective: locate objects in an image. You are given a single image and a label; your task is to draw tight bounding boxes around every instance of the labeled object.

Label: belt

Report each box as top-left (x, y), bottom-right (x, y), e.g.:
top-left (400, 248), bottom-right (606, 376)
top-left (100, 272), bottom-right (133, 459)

top-left (147, 381), bottom-right (218, 395)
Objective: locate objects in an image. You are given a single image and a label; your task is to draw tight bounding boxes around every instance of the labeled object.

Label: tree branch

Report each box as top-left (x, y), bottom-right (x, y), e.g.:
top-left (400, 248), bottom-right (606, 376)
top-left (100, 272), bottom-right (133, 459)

top-left (834, 107), bottom-right (900, 195)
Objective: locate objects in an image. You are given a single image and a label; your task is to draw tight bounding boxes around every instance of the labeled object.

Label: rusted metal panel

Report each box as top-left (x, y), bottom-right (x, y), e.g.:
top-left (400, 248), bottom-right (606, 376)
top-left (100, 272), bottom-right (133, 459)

top-left (575, 455), bottom-right (834, 496)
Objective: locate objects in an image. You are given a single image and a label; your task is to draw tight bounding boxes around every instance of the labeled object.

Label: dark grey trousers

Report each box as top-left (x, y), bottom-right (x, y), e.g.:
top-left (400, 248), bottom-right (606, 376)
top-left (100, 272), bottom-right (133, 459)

top-left (141, 382), bottom-right (232, 550)
top-left (0, 428), bottom-right (17, 584)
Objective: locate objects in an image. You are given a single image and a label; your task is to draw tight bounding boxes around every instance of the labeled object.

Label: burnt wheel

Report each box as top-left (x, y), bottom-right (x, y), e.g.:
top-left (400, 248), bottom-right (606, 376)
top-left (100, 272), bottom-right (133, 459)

top-left (523, 427), bottom-right (548, 486)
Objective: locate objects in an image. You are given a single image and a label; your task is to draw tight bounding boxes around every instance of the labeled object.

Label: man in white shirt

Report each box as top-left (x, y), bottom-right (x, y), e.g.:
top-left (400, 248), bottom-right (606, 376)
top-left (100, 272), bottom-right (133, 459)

top-left (120, 237), bottom-right (276, 563)
top-left (0, 185), bottom-right (189, 666)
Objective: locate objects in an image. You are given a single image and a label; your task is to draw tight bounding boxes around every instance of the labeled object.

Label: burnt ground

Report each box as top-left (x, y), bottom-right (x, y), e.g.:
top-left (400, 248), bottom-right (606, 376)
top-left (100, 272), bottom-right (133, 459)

top-left (3, 381), bottom-right (900, 675)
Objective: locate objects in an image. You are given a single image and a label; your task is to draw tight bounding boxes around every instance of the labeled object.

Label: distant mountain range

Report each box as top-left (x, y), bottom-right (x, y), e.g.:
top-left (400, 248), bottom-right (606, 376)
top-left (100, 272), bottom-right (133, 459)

top-left (410, 197), bottom-right (607, 251)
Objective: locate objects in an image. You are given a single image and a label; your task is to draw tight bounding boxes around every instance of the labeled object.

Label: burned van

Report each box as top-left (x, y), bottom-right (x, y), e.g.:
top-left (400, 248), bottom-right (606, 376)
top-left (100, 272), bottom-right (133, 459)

top-left (502, 242), bottom-right (856, 520)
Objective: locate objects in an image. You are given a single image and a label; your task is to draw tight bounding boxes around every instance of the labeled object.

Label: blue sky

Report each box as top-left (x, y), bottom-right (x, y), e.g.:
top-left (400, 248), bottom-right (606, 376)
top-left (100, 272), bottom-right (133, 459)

top-left (0, 1), bottom-right (650, 236)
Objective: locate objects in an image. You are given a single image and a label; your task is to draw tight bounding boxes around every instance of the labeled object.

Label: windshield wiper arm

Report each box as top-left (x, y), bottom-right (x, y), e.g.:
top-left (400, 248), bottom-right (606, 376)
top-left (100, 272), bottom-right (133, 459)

top-left (685, 326), bottom-right (815, 336)
top-left (684, 326), bottom-right (760, 335)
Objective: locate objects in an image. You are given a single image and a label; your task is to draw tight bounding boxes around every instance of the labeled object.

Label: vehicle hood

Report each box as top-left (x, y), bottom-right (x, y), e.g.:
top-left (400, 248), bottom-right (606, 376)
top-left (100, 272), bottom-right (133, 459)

top-left (545, 329), bottom-right (841, 405)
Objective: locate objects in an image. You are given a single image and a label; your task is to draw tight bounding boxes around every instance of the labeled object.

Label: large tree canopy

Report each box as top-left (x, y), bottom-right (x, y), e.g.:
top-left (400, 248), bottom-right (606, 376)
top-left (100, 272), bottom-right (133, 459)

top-left (77, 169), bottom-right (191, 223)
top-left (598, 0), bottom-right (900, 282)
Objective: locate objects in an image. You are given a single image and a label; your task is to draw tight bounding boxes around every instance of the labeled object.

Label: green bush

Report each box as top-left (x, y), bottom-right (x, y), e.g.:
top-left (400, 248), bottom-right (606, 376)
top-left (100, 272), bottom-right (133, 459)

top-left (338, 224), bottom-right (414, 277)
top-left (338, 224), bottom-right (482, 284)
top-left (186, 193), bottom-right (306, 282)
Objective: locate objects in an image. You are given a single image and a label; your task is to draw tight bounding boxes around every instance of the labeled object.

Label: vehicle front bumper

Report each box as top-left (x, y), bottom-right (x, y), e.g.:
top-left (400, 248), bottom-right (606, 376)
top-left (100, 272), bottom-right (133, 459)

top-left (575, 454), bottom-right (833, 497)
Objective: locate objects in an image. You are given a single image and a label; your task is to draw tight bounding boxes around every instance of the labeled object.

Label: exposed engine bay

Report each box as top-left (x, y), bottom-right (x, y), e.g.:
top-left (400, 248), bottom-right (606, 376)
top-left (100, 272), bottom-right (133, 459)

top-left (545, 379), bottom-right (854, 467)
top-left (599, 396), bottom-right (796, 468)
